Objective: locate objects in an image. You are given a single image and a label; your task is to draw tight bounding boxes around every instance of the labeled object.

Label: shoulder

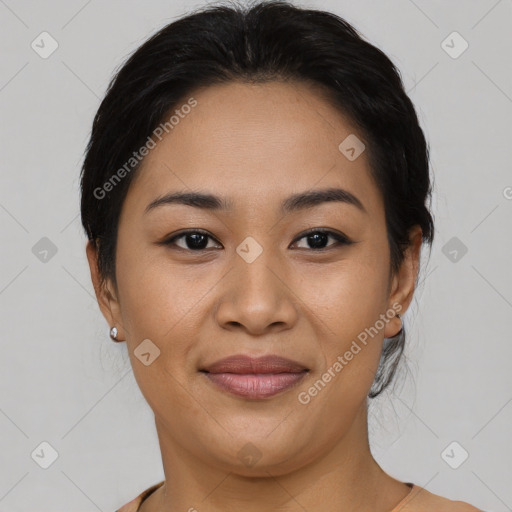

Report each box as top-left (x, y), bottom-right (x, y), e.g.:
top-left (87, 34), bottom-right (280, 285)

top-left (396, 484), bottom-right (484, 512)
top-left (115, 481), bottom-right (165, 512)
top-left (115, 480), bottom-right (483, 512)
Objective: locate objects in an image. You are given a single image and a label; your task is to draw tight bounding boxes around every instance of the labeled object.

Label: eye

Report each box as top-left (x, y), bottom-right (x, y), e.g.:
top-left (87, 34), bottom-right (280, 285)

top-left (159, 228), bottom-right (353, 253)
top-left (161, 230), bottom-right (222, 251)
top-left (291, 229), bottom-right (353, 250)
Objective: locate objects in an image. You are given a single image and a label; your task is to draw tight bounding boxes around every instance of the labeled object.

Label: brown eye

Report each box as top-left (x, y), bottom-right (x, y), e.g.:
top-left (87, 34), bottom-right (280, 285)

top-left (292, 229), bottom-right (352, 250)
top-left (162, 230), bottom-right (221, 251)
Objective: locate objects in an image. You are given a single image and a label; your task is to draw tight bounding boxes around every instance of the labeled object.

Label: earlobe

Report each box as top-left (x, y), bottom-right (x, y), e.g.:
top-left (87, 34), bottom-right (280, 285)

top-left (85, 240), bottom-right (125, 341)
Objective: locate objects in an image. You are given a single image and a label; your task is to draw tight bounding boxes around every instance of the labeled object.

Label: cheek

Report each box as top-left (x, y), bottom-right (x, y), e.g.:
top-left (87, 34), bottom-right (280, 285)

top-left (115, 247), bottom-right (222, 387)
top-left (115, 253), bottom-right (203, 412)
top-left (298, 254), bottom-right (390, 339)
top-left (296, 253), bottom-right (390, 396)
top-left (115, 235), bottom-right (194, 333)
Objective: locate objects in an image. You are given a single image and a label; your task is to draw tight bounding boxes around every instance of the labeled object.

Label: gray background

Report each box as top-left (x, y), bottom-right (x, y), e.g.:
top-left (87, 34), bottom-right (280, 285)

top-left (1, 0), bottom-right (511, 510)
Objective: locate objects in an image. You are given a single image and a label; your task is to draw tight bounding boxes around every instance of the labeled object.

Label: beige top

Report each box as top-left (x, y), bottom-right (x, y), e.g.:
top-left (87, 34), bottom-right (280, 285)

top-left (115, 480), bottom-right (484, 512)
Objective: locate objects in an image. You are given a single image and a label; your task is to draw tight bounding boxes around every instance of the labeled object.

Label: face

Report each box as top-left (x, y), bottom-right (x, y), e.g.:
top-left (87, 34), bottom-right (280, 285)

top-left (87, 80), bottom-right (421, 476)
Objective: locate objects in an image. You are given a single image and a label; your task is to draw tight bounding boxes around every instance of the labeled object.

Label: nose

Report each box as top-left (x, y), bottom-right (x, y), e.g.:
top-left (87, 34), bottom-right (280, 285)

top-left (214, 247), bottom-right (299, 336)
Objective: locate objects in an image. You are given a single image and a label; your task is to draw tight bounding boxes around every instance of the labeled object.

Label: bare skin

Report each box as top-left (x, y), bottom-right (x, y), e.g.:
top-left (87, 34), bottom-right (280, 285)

top-left (86, 80), bottom-right (423, 512)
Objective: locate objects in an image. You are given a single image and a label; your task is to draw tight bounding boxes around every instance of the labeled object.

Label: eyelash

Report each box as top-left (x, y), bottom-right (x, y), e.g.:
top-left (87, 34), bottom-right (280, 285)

top-left (160, 228), bottom-right (353, 252)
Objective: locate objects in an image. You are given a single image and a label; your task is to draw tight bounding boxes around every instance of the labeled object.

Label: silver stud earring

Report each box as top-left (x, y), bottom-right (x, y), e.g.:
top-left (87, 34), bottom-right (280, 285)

top-left (110, 326), bottom-right (118, 340)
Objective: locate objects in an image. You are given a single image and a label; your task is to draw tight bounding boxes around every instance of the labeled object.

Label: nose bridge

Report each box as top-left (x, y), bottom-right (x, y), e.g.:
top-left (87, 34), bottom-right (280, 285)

top-left (238, 243), bottom-right (279, 296)
top-left (234, 239), bottom-right (282, 311)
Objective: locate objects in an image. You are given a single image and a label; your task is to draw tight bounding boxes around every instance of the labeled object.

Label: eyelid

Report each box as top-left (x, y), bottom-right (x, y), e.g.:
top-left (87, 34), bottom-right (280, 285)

top-left (160, 229), bottom-right (222, 249)
top-left (290, 228), bottom-right (352, 249)
top-left (291, 227), bottom-right (350, 243)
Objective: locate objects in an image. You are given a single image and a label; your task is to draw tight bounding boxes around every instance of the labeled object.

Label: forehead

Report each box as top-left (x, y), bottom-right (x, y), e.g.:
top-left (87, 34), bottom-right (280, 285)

top-left (123, 80), bottom-right (384, 219)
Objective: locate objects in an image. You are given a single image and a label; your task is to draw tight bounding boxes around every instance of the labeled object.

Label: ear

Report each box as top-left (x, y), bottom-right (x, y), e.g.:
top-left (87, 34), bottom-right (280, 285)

top-left (86, 240), bottom-right (126, 341)
top-left (384, 225), bottom-right (423, 338)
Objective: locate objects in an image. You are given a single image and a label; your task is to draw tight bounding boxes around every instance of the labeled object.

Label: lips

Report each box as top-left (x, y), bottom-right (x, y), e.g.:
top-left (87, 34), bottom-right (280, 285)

top-left (200, 355), bottom-right (309, 399)
top-left (201, 354), bottom-right (308, 374)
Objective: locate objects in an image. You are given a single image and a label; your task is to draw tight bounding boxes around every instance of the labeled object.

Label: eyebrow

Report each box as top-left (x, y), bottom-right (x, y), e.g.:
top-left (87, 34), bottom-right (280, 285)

top-left (144, 187), bottom-right (367, 215)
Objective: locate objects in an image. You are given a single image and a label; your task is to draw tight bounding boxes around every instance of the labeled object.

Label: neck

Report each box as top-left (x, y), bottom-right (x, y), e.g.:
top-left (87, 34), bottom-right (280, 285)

top-left (142, 404), bottom-right (410, 512)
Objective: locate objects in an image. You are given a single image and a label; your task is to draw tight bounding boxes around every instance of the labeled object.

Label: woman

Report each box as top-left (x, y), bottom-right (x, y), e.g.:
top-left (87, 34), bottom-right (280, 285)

top-left (80, 1), bottom-right (483, 511)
